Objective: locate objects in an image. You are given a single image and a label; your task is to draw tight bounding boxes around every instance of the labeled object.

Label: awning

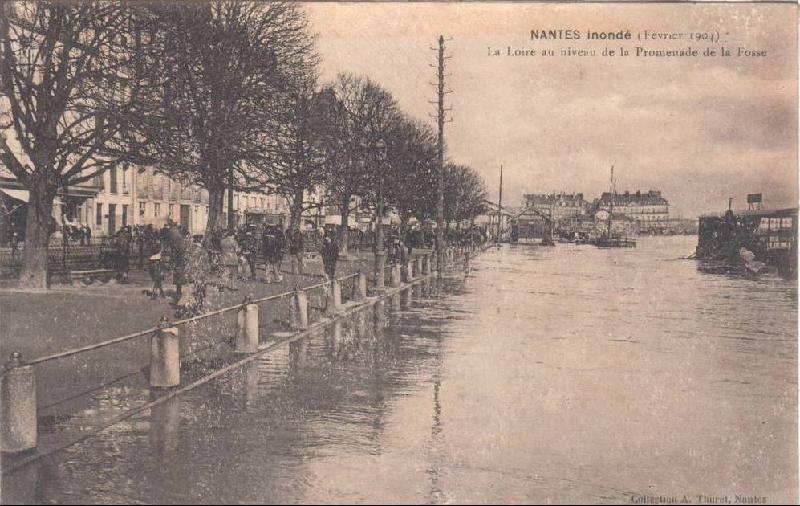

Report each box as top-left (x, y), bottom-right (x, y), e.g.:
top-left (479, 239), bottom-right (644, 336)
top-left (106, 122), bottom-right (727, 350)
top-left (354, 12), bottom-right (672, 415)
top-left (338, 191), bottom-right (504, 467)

top-left (0, 188), bottom-right (30, 203)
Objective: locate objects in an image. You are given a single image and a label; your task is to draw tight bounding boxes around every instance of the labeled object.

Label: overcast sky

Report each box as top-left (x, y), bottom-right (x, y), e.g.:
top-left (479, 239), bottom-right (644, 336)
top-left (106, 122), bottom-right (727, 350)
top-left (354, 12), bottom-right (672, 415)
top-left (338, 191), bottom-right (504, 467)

top-left (305, 2), bottom-right (797, 217)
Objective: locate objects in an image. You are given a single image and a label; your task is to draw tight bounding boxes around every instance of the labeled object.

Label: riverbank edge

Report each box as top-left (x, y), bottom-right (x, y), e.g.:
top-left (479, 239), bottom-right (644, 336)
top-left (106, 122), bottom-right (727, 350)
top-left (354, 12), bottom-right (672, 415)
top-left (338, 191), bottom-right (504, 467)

top-left (2, 245), bottom-right (489, 476)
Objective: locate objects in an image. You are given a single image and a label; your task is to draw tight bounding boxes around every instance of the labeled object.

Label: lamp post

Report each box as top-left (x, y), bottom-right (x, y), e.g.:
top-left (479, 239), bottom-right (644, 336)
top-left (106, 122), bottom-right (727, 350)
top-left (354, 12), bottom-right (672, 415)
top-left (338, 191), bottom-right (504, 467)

top-left (373, 138), bottom-right (387, 291)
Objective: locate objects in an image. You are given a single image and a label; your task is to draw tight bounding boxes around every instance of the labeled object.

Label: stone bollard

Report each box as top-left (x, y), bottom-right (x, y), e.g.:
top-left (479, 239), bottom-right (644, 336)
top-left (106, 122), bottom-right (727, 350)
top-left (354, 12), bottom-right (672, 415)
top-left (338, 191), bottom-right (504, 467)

top-left (326, 280), bottom-right (343, 316)
top-left (354, 271), bottom-right (368, 302)
top-left (291, 286), bottom-right (309, 330)
top-left (374, 299), bottom-right (386, 331)
top-left (150, 316), bottom-right (180, 388)
top-left (235, 297), bottom-right (259, 354)
top-left (390, 264), bottom-right (402, 287)
top-left (1, 353), bottom-right (36, 453)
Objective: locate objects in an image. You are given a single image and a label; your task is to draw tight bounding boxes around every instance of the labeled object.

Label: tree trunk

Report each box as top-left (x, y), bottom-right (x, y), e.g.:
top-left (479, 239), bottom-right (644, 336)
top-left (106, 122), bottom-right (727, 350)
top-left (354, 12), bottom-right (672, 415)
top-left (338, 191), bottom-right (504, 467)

top-left (18, 177), bottom-right (55, 289)
top-left (226, 168), bottom-right (235, 232)
top-left (205, 185), bottom-right (225, 242)
top-left (338, 194), bottom-right (350, 256)
top-left (289, 188), bottom-right (304, 231)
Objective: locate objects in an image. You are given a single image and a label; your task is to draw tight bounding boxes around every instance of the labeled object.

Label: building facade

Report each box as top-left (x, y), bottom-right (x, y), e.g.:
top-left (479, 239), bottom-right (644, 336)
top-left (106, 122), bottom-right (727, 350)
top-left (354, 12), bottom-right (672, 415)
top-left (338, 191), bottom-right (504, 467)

top-left (524, 193), bottom-right (588, 221)
top-left (0, 165), bottom-right (289, 245)
top-left (596, 190), bottom-right (669, 231)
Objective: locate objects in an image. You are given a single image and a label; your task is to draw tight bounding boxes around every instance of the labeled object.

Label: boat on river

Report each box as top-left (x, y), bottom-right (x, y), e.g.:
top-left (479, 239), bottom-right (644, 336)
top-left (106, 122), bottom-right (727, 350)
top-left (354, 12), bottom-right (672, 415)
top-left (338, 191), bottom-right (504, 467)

top-left (591, 165), bottom-right (637, 249)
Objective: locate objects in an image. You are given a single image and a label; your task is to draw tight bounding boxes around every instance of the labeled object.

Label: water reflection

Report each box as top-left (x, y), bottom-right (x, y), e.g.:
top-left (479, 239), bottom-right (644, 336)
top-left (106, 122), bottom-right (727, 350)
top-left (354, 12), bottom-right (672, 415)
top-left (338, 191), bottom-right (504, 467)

top-left (3, 237), bottom-right (796, 504)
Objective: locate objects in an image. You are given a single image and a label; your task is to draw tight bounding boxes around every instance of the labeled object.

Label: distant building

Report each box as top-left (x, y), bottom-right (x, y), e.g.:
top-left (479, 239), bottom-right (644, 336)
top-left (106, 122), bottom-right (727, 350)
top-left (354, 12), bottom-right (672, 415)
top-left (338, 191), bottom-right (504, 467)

top-left (596, 190), bottom-right (669, 231)
top-left (524, 193), bottom-right (587, 221)
top-left (475, 200), bottom-right (513, 240)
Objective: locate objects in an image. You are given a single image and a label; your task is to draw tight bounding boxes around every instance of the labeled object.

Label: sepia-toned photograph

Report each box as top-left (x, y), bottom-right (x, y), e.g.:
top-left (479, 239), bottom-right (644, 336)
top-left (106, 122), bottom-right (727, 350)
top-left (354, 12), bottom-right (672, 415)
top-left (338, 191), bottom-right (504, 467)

top-left (0, 1), bottom-right (797, 504)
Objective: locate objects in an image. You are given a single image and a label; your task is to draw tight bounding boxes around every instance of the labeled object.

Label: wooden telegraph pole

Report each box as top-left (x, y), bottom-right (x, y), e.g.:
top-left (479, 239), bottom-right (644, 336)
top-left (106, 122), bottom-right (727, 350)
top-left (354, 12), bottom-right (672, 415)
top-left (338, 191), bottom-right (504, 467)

top-left (496, 165), bottom-right (503, 247)
top-left (432, 35), bottom-right (451, 277)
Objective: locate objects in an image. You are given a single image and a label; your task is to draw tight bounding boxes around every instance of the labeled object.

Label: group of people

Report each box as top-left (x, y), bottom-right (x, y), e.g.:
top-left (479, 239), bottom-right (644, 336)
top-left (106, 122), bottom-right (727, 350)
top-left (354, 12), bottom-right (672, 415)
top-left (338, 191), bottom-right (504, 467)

top-left (141, 222), bottom-right (341, 315)
top-left (101, 224), bottom-right (167, 283)
top-left (119, 220), bottom-right (486, 316)
top-left (61, 224), bottom-right (93, 245)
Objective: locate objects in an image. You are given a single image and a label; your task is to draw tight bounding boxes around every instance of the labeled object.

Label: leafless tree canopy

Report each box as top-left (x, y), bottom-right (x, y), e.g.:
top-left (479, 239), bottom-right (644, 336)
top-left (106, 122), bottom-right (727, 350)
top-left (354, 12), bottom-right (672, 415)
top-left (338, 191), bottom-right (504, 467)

top-left (0, 1), bottom-right (488, 287)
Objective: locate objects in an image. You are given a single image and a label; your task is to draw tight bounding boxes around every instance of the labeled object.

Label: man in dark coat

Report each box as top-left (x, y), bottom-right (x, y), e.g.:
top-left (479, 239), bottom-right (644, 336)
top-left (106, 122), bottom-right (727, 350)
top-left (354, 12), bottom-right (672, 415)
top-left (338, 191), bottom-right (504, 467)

top-left (262, 225), bottom-right (286, 283)
top-left (321, 227), bottom-right (339, 281)
top-left (165, 223), bottom-right (187, 302)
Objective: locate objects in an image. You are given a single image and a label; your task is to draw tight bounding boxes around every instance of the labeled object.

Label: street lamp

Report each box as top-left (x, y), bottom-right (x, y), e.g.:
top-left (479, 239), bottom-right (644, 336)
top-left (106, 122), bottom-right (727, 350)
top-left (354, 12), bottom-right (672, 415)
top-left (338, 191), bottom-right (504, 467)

top-left (373, 138), bottom-right (387, 291)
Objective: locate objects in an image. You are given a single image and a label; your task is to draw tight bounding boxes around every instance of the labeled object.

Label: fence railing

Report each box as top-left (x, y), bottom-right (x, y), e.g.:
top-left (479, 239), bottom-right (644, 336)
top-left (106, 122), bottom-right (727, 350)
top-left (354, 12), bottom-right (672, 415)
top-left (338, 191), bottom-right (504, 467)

top-left (0, 244), bottom-right (489, 457)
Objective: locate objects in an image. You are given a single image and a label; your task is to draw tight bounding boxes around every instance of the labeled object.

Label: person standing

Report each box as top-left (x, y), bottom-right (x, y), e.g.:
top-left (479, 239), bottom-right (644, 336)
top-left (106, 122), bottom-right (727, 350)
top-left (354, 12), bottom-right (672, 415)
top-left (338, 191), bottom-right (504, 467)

top-left (287, 227), bottom-right (304, 275)
top-left (405, 229), bottom-right (415, 257)
top-left (148, 245), bottom-right (165, 299)
top-left (9, 228), bottom-right (18, 258)
top-left (166, 223), bottom-right (187, 303)
top-left (321, 228), bottom-right (339, 282)
top-left (115, 230), bottom-right (131, 283)
top-left (263, 225), bottom-right (286, 283)
top-left (220, 230), bottom-right (239, 291)
top-left (240, 226), bottom-right (258, 281)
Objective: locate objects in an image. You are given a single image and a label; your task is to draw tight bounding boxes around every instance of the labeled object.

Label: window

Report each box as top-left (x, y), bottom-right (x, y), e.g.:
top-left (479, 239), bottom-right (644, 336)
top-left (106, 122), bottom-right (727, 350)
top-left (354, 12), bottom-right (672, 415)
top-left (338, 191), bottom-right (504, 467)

top-left (109, 167), bottom-right (118, 194)
top-left (168, 204), bottom-right (174, 220)
top-left (139, 202), bottom-right (146, 219)
top-left (122, 205), bottom-right (128, 227)
top-left (154, 202), bottom-right (161, 217)
top-left (122, 165), bottom-right (129, 194)
top-left (96, 203), bottom-right (103, 226)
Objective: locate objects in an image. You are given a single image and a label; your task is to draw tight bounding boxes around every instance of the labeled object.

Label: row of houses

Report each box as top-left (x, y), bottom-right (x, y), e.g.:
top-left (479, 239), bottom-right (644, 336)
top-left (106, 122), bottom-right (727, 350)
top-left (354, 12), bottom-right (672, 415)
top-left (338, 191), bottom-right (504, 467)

top-left (522, 190), bottom-right (670, 231)
top-left (0, 161), bottom-right (426, 247)
top-left (0, 165), bottom-right (319, 246)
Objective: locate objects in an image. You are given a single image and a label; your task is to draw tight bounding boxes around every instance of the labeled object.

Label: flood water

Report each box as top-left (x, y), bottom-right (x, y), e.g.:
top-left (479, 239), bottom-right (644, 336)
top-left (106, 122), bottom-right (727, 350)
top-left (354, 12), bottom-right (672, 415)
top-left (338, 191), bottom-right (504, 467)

top-left (3, 236), bottom-right (797, 504)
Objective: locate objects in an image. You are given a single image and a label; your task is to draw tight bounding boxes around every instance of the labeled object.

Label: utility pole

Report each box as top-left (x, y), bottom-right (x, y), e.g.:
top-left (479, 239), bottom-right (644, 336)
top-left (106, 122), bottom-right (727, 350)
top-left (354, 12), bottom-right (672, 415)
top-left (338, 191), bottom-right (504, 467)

top-left (496, 164), bottom-right (503, 247)
top-left (431, 35), bottom-right (451, 277)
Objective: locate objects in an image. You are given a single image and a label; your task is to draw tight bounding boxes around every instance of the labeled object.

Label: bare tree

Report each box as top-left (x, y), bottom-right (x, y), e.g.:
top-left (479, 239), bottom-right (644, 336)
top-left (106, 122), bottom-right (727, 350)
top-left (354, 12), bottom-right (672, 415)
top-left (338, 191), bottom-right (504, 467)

top-left (381, 117), bottom-right (438, 233)
top-left (261, 75), bottom-right (326, 233)
top-left (131, 1), bottom-right (315, 237)
top-left (317, 73), bottom-right (398, 255)
top-left (0, 1), bottom-right (146, 288)
top-left (444, 164), bottom-right (489, 229)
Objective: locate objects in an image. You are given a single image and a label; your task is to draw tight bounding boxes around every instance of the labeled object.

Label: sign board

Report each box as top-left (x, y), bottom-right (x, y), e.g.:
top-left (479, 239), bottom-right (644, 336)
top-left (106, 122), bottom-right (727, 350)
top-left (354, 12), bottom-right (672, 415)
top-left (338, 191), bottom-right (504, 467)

top-left (747, 194), bottom-right (762, 204)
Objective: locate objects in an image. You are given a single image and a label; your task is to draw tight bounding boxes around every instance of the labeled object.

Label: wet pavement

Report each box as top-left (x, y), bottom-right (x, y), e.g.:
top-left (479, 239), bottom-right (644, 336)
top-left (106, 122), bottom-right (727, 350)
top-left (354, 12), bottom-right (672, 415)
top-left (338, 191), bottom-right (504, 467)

top-left (2, 236), bottom-right (797, 504)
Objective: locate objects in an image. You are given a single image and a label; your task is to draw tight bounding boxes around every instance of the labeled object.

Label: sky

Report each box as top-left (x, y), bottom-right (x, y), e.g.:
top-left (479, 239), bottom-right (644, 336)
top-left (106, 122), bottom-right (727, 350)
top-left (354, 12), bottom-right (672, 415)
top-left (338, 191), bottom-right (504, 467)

top-left (304, 2), bottom-right (798, 217)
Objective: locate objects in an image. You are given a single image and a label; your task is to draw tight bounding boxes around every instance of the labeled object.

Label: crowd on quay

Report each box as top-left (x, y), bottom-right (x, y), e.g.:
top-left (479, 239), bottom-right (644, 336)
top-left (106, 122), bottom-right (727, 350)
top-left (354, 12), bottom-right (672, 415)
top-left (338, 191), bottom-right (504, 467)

top-left (8, 218), bottom-right (489, 316)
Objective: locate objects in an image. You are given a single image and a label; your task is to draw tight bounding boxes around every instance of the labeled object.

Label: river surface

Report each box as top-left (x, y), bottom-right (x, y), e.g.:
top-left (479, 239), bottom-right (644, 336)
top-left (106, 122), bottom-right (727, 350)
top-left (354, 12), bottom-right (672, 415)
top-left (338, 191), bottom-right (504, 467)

top-left (3, 236), bottom-right (797, 504)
